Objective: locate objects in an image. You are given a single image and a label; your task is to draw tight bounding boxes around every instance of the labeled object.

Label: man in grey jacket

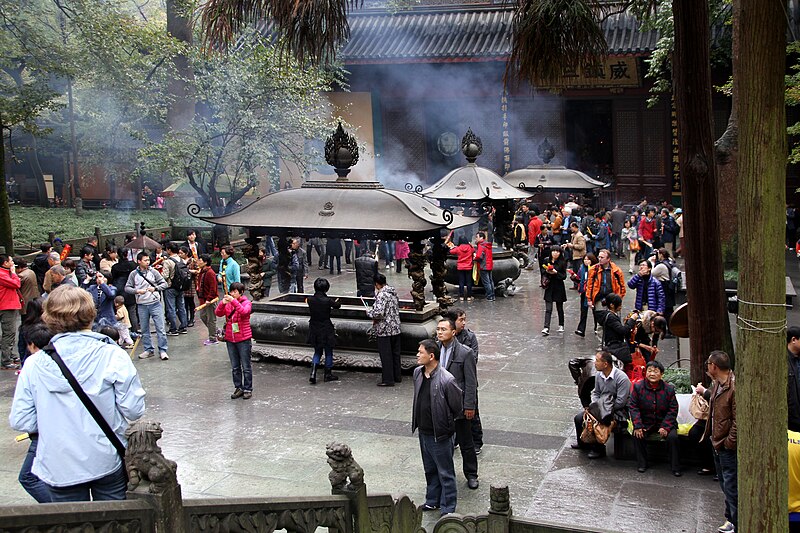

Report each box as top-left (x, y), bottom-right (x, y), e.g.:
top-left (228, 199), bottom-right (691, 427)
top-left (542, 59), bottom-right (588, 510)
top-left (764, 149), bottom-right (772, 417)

top-left (571, 350), bottom-right (631, 458)
top-left (412, 339), bottom-right (463, 516)
top-left (436, 317), bottom-right (479, 489)
top-left (125, 252), bottom-right (169, 361)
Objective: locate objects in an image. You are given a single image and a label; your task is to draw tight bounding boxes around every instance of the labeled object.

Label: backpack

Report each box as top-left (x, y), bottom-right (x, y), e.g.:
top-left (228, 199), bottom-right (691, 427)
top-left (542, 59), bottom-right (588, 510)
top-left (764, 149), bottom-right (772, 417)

top-left (169, 257), bottom-right (191, 291)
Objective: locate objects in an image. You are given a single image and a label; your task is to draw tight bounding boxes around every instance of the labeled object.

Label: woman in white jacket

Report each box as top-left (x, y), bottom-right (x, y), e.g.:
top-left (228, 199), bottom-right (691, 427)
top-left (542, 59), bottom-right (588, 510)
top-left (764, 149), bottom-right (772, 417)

top-left (9, 285), bottom-right (146, 502)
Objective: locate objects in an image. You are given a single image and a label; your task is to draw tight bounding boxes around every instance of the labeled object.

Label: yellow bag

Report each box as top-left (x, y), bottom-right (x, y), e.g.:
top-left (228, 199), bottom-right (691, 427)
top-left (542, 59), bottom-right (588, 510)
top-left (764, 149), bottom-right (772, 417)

top-left (472, 262), bottom-right (479, 284)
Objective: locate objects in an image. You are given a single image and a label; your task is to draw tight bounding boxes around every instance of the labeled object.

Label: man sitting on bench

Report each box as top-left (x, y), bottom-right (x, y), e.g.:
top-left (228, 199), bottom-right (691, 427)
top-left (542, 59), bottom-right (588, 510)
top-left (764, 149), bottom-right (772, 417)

top-left (628, 360), bottom-right (681, 476)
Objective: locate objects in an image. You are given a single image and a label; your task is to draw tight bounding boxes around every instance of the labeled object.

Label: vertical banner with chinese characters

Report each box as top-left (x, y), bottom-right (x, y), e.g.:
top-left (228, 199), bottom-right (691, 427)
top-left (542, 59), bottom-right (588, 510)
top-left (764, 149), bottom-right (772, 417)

top-left (501, 90), bottom-right (511, 174)
top-left (671, 98), bottom-right (681, 197)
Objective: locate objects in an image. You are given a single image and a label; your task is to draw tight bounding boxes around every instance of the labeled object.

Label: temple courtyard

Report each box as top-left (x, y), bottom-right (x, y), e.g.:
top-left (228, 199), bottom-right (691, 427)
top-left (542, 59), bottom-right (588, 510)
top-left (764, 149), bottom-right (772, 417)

top-left (3, 253), bottom-right (786, 533)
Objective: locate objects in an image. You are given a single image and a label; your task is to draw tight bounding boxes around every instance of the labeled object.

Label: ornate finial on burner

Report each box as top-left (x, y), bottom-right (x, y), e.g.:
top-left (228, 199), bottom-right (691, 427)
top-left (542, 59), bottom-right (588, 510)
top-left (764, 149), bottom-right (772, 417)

top-left (461, 128), bottom-right (483, 163)
top-left (538, 138), bottom-right (555, 165)
top-left (325, 122), bottom-right (360, 180)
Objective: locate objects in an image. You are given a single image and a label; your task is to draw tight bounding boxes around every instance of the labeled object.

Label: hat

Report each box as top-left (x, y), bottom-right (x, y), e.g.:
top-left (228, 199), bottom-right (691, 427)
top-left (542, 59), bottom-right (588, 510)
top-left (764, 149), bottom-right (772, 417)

top-left (675, 208), bottom-right (682, 214)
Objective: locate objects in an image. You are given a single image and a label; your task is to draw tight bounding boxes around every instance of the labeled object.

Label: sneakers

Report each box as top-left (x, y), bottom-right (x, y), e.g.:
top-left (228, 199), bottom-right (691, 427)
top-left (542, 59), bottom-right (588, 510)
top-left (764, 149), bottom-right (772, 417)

top-left (557, 326), bottom-right (564, 333)
top-left (178, 329), bottom-right (188, 335)
top-left (231, 388), bottom-right (244, 399)
top-left (203, 339), bottom-right (219, 346)
top-left (243, 391), bottom-right (252, 400)
top-left (718, 521), bottom-right (735, 533)
top-left (138, 351), bottom-right (155, 359)
top-left (541, 328), bottom-right (549, 336)
top-left (475, 446), bottom-right (482, 455)
top-left (574, 330), bottom-right (585, 337)
top-left (1, 362), bottom-right (20, 370)
top-left (466, 296), bottom-right (474, 302)
top-left (167, 330), bottom-right (179, 336)
top-left (420, 504), bottom-right (440, 511)
top-left (160, 352), bottom-right (169, 360)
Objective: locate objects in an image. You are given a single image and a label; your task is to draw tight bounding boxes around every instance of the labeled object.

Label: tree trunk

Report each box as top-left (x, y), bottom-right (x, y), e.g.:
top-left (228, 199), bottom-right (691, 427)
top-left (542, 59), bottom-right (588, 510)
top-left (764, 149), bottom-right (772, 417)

top-left (736, 0), bottom-right (787, 529)
top-left (0, 114), bottom-right (14, 255)
top-left (715, 0), bottom-right (739, 262)
top-left (67, 77), bottom-right (82, 206)
top-left (166, 0), bottom-right (195, 131)
top-left (672, 0), bottom-right (732, 384)
top-left (25, 132), bottom-right (51, 207)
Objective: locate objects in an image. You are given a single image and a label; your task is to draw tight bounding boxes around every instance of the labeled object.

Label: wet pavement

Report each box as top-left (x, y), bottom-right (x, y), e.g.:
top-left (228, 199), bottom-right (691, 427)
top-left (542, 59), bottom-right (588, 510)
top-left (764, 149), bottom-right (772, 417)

top-left (0, 253), bottom-right (754, 532)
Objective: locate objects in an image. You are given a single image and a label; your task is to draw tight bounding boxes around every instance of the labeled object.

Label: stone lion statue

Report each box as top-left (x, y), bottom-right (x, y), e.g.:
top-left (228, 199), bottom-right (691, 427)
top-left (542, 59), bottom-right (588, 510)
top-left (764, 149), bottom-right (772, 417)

top-left (125, 420), bottom-right (178, 493)
top-left (326, 442), bottom-right (364, 491)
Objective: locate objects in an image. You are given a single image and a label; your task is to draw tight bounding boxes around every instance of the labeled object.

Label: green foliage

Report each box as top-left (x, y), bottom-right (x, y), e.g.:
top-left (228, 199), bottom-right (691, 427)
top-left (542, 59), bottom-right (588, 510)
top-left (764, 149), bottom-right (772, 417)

top-left (9, 205), bottom-right (210, 245)
top-left (662, 367), bottom-right (692, 393)
top-left (136, 36), bottom-right (338, 215)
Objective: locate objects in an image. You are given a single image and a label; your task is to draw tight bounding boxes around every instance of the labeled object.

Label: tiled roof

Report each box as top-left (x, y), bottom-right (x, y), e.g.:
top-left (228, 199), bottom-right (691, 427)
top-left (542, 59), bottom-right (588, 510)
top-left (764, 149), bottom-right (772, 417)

top-left (340, 7), bottom-right (660, 64)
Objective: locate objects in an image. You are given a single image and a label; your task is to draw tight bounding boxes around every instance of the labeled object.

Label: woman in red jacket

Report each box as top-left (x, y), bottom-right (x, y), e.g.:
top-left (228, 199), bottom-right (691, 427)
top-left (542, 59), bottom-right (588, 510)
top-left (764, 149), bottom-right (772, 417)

top-left (447, 236), bottom-right (475, 301)
top-left (215, 282), bottom-right (253, 399)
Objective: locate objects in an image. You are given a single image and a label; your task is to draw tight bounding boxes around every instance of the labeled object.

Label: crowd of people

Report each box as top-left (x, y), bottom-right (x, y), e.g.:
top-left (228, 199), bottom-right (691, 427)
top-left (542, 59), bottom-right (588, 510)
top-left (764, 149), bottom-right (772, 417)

top-left (0, 195), bottom-right (794, 533)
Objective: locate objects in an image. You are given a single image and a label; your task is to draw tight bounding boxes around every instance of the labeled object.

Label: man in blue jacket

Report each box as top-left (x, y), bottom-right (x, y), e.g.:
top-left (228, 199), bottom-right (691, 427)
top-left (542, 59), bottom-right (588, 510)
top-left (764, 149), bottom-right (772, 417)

top-left (412, 339), bottom-right (463, 516)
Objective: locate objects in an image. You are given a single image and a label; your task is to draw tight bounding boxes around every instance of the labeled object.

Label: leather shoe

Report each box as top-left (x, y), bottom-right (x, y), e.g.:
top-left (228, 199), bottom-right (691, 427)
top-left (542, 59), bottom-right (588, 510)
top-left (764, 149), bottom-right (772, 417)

top-left (570, 442), bottom-right (584, 450)
top-left (637, 466), bottom-right (647, 473)
top-left (673, 470), bottom-right (682, 477)
top-left (697, 468), bottom-right (714, 476)
top-left (467, 478), bottom-right (479, 490)
top-left (376, 382), bottom-right (394, 387)
top-left (421, 503), bottom-right (440, 511)
top-left (586, 450), bottom-right (605, 459)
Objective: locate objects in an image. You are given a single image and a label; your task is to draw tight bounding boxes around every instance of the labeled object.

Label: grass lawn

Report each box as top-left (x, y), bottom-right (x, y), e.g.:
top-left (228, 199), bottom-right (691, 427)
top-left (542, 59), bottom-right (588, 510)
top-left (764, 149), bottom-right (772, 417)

top-left (10, 205), bottom-right (211, 247)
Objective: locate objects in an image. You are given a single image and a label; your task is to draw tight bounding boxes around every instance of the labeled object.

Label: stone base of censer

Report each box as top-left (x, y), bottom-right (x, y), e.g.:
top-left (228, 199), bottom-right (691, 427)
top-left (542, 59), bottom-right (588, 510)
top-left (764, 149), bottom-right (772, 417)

top-left (249, 293), bottom-right (442, 369)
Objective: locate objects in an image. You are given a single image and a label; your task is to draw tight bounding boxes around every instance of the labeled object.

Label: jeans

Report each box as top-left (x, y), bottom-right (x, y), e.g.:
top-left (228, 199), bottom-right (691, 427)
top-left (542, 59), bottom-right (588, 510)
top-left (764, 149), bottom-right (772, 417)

top-left (226, 339), bottom-right (253, 392)
top-left (137, 301), bottom-right (168, 354)
top-left (454, 418), bottom-right (478, 480)
top-left (714, 448), bottom-right (738, 527)
top-left (344, 241), bottom-right (353, 264)
top-left (377, 335), bottom-right (402, 384)
top-left (419, 432), bottom-right (457, 514)
top-left (381, 241), bottom-right (394, 266)
top-left (198, 304), bottom-right (217, 341)
top-left (264, 236), bottom-right (278, 257)
top-left (313, 346), bottom-right (334, 369)
top-left (544, 301), bottom-right (564, 329)
top-left (164, 288), bottom-right (187, 331)
top-left (457, 270), bottom-right (473, 298)
top-left (19, 437), bottom-right (52, 503)
top-left (0, 309), bottom-right (18, 364)
top-left (49, 465), bottom-right (127, 502)
top-left (479, 270), bottom-right (494, 299)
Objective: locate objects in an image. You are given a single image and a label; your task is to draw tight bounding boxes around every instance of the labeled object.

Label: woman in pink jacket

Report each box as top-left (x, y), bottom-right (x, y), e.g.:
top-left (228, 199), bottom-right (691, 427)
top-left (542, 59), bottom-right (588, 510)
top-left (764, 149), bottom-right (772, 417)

top-left (214, 282), bottom-right (253, 399)
top-left (394, 240), bottom-right (410, 273)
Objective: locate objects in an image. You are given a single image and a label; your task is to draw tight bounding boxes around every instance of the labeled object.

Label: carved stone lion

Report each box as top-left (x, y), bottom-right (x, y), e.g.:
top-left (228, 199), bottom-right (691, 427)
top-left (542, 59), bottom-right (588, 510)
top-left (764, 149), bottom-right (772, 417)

top-left (326, 442), bottom-right (364, 491)
top-left (125, 420), bottom-right (178, 493)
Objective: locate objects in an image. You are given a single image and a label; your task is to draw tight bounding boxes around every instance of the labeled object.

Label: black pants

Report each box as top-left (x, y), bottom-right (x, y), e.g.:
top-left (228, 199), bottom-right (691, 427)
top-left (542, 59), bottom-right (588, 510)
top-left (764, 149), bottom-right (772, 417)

top-left (328, 255), bottom-right (341, 274)
top-left (455, 418), bottom-right (478, 480)
top-left (544, 301), bottom-right (564, 329)
top-left (688, 420), bottom-right (715, 471)
top-left (377, 334), bottom-right (401, 384)
top-left (184, 296), bottom-right (196, 324)
top-left (634, 428), bottom-right (680, 472)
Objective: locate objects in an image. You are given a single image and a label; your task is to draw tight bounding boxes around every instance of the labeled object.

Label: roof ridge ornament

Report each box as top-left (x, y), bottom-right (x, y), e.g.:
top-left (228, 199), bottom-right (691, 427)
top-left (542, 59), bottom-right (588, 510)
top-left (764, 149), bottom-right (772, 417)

top-left (538, 138), bottom-right (555, 165)
top-left (462, 128), bottom-right (483, 163)
top-left (325, 122), bottom-right (360, 180)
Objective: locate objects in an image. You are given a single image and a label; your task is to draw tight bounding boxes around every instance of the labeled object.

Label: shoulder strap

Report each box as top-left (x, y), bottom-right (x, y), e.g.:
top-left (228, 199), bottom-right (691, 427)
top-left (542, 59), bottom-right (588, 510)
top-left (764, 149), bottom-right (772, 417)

top-left (137, 268), bottom-right (158, 289)
top-left (42, 343), bottom-right (126, 460)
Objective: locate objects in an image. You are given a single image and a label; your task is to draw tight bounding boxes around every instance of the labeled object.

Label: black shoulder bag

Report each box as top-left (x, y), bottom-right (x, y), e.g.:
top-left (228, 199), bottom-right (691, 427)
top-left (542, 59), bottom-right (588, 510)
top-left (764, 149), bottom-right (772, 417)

top-left (42, 343), bottom-right (128, 480)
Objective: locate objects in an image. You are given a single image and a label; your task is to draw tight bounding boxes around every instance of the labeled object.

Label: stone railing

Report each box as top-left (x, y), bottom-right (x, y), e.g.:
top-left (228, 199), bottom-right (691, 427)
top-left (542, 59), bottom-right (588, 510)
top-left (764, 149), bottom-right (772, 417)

top-left (0, 421), bottom-right (612, 533)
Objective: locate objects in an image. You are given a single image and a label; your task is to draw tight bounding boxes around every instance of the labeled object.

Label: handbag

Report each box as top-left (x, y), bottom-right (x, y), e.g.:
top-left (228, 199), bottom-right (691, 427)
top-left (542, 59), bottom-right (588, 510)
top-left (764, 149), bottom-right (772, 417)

top-left (689, 392), bottom-right (710, 420)
top-left (580, 412), bottom-right (617, 445)
top-left (629, 238), bottom-right (640, 252)
top-left (42, 342), bottom-right (128, 480)
top-left (216, 304), bottom-right (236, 342)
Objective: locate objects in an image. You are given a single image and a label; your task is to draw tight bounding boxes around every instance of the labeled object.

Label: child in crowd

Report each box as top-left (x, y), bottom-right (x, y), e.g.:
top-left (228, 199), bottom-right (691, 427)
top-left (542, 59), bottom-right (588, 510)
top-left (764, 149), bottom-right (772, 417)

top-left (16, 323), bottom-right (54, 503)
top-left (113, 296), bottom-right (134, 348)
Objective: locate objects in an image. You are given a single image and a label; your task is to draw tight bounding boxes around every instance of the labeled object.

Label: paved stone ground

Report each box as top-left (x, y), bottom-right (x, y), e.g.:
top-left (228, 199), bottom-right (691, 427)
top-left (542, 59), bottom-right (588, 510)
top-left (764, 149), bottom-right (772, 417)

top-left (4, 250), bottom-right (788, 533)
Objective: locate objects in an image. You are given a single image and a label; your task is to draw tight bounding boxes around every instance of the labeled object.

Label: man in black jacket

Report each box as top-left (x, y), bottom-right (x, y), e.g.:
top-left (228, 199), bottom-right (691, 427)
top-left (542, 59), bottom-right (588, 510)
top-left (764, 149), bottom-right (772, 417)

top-left (445, 308), bottom-right (484, 454)
top-left (788, 326), bottom-right (800, 431)
top-left (436, 317), bottom-right (479, 489)
top-left (355, 250), bottom-right (379, 297)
